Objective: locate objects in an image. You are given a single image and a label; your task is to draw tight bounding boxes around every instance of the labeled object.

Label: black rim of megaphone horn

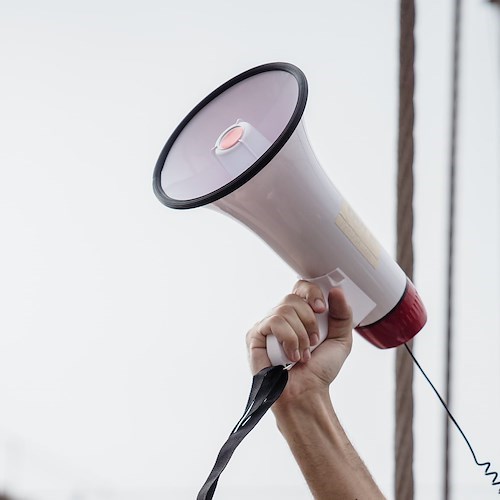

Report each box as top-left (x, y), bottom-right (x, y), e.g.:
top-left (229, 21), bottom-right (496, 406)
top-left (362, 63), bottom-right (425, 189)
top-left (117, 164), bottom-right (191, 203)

top-left (153, 62), bottom-right (308, 209)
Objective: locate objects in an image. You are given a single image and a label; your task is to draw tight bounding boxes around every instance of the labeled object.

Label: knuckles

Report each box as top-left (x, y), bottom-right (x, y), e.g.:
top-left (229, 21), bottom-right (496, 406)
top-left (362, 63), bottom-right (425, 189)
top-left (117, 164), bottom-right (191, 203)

top-left (246, 321), bottom-right (263, 345)
top-left (266, 314), bottom-right (288, 330)
top-left (245, 326), bottom-right (256, 346)
top-left (274, 303), bottom-right (295, 317)
top-left (277, 296), bottom-right (318, 333)
top-left (246, 336), bottom-right (262, 351)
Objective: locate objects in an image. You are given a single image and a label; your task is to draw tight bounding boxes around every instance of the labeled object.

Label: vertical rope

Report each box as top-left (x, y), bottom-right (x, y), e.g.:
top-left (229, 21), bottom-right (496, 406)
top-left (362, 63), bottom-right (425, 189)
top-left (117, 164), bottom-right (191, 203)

top-left (395, 0), bottom-right (415, 499)
top-left (444, 0), bottom-right (462, 498)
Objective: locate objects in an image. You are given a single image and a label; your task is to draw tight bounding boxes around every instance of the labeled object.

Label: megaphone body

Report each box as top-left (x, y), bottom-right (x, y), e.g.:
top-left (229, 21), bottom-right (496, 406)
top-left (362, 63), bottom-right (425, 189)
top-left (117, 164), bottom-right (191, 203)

top-left (154, 62), bottom-right (426, 366)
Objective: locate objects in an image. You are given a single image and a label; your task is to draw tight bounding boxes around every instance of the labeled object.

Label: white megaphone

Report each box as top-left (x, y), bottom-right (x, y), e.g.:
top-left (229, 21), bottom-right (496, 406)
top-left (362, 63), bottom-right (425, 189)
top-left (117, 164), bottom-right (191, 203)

top-left (153, 62), bottom-right (427, 366)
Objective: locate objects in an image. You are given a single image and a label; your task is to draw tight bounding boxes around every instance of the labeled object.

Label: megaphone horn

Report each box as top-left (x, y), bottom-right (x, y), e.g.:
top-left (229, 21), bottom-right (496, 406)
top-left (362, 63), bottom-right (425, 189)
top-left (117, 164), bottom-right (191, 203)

top-left (153, 62), bottom-right (427, 366)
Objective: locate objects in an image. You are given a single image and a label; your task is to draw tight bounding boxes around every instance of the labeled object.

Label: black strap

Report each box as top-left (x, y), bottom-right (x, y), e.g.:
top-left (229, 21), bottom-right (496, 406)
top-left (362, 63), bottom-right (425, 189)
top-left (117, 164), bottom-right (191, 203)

top-left (197, 365), bottom-right (289, 500)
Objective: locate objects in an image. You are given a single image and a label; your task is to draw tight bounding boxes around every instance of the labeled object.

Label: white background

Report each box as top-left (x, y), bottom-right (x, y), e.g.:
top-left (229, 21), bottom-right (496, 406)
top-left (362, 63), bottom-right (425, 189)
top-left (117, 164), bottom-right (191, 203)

top-left (0, 1), bottom-right (499, 499)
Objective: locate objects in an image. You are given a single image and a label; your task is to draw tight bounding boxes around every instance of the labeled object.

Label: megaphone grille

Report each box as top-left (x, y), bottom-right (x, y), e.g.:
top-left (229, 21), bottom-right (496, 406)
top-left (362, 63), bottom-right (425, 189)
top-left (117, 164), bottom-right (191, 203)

top-left (153, 63), bottom-right (307, 209)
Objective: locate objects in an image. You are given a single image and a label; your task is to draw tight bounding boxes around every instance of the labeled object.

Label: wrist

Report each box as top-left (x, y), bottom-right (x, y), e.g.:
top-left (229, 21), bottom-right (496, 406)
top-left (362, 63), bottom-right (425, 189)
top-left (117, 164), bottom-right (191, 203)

top-left (272, 388), bottom-right (339, 437)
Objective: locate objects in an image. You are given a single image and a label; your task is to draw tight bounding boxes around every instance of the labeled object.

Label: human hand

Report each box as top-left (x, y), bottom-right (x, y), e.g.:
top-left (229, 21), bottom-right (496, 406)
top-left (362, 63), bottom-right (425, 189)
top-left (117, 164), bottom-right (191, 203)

top-left (246, 280), bottom-right (353, 403)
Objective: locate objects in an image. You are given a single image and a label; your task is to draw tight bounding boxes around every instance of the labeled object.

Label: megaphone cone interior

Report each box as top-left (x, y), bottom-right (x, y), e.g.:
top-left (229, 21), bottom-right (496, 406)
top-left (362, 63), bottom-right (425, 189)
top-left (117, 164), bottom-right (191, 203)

top-left (154, 62), bottom-right (427, 366)
top-left (154, 63), bottom-right (307, 207)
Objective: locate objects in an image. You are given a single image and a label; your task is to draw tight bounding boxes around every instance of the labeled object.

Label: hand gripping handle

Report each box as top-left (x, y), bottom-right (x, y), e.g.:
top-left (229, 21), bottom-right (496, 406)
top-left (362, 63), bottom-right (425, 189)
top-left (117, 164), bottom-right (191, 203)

top-left (266, 268), bottom-right (376, 366)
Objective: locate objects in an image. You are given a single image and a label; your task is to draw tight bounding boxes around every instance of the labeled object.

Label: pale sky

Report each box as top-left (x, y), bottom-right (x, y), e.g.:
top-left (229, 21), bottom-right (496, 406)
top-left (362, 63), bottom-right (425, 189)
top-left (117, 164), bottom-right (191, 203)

top-left (0, 1), bottom-right (499, 499)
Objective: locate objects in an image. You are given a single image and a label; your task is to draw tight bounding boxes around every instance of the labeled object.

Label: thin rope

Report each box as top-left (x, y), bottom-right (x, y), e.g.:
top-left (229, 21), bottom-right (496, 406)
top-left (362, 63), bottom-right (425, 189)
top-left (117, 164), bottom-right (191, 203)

top-left (395, 1), bottom-right (416, 499)
top-left (444, 0), bottom-right (462, 498)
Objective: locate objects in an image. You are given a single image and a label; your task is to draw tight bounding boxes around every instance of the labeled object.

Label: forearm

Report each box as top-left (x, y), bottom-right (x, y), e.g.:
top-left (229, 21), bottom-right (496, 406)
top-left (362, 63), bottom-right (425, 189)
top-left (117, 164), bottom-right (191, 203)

top-left (272, 390), bottom-right (386, 500)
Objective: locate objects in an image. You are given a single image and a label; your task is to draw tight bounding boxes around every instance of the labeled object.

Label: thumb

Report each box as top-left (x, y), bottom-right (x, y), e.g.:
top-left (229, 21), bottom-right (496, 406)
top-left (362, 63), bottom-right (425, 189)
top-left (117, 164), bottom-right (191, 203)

top-left (326, 287), bottom-right (353, 346)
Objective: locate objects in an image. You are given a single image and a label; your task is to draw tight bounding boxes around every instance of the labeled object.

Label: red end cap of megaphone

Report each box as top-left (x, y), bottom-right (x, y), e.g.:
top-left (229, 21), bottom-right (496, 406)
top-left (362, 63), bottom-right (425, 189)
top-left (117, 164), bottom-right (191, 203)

top-left (355, 279), bottom-right (427, 348)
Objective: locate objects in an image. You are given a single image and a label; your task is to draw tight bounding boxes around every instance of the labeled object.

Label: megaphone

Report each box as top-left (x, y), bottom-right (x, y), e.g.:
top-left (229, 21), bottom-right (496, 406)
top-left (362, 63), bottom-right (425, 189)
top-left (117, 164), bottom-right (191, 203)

top-left (153, 62), bottom-right (427, 366)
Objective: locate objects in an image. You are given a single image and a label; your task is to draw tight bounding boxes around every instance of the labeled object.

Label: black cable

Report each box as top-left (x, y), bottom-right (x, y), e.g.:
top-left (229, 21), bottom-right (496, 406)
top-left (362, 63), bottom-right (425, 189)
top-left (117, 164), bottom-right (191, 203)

top-left (405, 343), bottom-right (500, 494)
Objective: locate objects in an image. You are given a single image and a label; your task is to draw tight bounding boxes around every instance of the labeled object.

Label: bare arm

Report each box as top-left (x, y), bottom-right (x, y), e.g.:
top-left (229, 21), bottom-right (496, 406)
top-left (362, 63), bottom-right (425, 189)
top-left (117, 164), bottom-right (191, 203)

top-left (246, 281), bottom-right (386, 500)
top-left (273, 389), bottom-right (384, 500)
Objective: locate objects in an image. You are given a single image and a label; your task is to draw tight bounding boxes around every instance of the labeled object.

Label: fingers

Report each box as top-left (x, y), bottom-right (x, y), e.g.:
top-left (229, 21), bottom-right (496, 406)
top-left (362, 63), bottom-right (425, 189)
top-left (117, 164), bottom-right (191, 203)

top-left (275, 297), bottom-right (318, 354)
top-left (246, 292), bottom-right (320, 373)
top-left (293, 279), bottom-right (352, 341)
top-left (246, 326), bottom-right (272, 375)
top-left (292, 280), bottom-right (327, 315)
top-left (246, 281), bottom-right (354, 376)
top-left (246, 314), bottom-right (300, 375)
top-left (264, 297), bottom-right (318, 361)
top-left (257, 314), bottom-right (303, 363)
top-left (292, 280), bottom-right (326, 347)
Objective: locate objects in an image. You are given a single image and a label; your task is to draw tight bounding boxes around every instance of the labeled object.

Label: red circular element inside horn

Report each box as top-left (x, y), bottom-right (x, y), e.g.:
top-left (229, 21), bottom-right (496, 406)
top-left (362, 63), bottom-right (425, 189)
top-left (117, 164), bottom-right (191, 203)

top-left (219, 126), bottom-right (244, 150)
top-left (355, 278), bottom-right (427, 348)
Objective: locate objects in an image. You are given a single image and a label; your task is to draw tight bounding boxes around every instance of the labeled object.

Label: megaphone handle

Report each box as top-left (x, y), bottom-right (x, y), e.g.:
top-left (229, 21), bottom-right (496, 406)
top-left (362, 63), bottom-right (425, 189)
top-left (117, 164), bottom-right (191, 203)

top-left (266, 268), bottom-right (377, 366)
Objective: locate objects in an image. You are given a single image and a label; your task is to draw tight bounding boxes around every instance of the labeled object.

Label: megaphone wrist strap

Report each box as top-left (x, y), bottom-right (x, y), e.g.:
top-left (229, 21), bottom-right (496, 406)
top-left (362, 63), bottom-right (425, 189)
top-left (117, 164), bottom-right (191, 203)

top-left (197, 365), bottom-right (288, 500)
